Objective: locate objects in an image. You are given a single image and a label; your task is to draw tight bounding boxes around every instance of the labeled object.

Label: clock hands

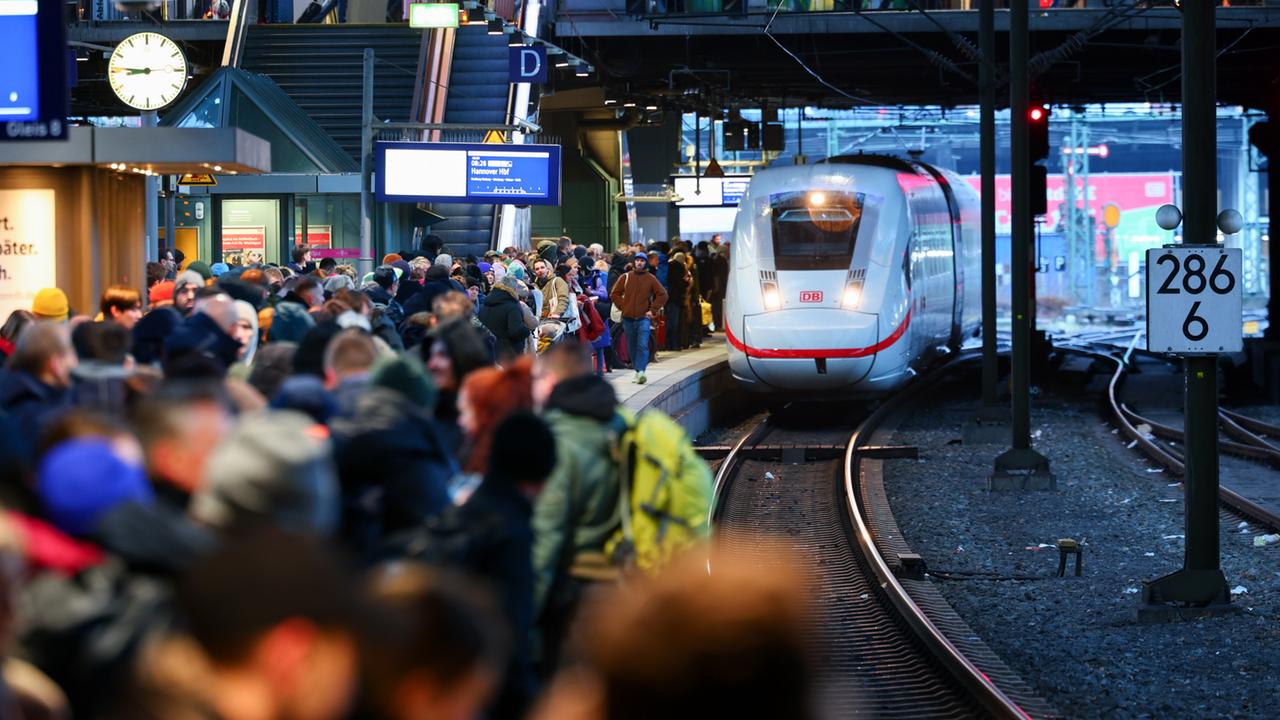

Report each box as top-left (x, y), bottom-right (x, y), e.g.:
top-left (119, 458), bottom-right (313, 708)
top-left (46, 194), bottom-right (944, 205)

top-left (111, 67), bottom-right (185, 75)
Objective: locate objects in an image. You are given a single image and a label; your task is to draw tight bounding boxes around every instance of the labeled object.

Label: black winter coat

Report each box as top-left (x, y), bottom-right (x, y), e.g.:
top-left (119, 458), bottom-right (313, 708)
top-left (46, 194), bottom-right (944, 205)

top-left (383, 476), bottom-right (537, 720)
top-left (477, 287), bottom-right (530, 358)
top-left (0, 369), bottom-right (68, 461)
top-left (401, 277), bottom-right (457, 318)
top-left (329, 388), bottom-right (454, 561)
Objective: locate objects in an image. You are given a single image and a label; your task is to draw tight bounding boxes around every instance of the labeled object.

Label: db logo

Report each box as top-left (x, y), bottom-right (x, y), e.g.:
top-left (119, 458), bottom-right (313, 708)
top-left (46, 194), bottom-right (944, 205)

top-left (799, 291), bottom-right (823, 303)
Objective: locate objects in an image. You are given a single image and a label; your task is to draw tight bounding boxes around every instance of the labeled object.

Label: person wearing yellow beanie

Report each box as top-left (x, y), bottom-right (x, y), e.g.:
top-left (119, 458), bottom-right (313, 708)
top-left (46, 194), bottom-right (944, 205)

top-left (31, 288), bottom-right (69, 322)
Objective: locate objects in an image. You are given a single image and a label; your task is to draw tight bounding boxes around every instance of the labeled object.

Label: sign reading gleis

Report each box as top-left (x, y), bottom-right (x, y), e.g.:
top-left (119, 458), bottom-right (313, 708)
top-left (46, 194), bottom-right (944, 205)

top-left (0, 189), bottom-right (57, 323)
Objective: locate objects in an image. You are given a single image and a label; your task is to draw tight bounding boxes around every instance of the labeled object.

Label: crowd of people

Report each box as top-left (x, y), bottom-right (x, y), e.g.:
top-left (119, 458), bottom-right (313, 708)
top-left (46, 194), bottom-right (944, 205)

top-left (0, 233), bottom-right (815, 720)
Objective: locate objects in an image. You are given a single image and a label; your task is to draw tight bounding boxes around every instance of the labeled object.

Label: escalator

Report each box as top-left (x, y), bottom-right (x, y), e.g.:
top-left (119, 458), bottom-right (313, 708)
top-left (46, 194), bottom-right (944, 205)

top-left (432, 23), bottom-right (513, 258)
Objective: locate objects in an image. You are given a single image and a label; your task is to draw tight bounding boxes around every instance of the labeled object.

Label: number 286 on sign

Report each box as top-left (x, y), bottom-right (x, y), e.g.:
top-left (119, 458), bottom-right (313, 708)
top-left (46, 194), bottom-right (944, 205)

top-left (1145, 246), bottom-right (1242, 355)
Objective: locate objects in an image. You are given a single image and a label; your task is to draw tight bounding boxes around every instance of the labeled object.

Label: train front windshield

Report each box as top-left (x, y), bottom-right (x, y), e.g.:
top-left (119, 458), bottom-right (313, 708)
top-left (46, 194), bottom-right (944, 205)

top-left (769, 191), bottom-right (864, 270)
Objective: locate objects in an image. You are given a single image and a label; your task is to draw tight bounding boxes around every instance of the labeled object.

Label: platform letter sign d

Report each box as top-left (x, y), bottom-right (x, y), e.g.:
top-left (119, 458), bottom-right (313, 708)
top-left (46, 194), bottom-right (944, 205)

top-left (509, 45), bottom-right (547, 84)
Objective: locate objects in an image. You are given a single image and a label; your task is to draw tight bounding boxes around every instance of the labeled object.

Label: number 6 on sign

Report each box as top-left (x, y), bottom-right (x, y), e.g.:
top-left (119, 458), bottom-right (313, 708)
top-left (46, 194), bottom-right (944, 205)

top-left (1146, 247), bottom-right (1242, 354)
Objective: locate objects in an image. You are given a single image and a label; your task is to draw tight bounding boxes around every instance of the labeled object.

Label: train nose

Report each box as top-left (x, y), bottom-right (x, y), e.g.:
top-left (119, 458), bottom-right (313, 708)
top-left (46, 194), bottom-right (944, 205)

top-left (734, 309), bottom-right (881, 390)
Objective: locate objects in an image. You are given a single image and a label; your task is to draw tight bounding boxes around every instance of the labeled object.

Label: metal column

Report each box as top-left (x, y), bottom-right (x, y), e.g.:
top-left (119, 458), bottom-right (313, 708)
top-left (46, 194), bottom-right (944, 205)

top-left (359, 48), bottom-right (375, 279)
top-left (966, 0), bottom-right (1010, 441)
top-left (143, 111), bottom-right (159, 263)
top-left (979, 0), bottom-right (1001, 414)
top-left (1142, 0), bottom-right (1232, 612)
top-left (991, 0), bottom-right (1053, 488)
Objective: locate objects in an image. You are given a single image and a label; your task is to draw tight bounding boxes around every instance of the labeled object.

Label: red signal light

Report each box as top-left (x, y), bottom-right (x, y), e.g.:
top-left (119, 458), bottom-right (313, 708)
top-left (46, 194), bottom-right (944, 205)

top-left (1029, 107), bottom-right (1045, 122)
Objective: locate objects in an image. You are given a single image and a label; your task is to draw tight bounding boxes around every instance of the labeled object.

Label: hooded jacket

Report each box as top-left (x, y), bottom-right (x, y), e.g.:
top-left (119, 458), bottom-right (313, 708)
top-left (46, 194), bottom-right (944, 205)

top-left (531, 375), bottom-right (622, 620)
top-left (163, 312), bottom-right (242, 371)
top-left (330, 388), bottom-right (453, 560)
top-left (401, 266), bottom-right (455, 318)
top-left (477, 285), bottom-right (530, 358)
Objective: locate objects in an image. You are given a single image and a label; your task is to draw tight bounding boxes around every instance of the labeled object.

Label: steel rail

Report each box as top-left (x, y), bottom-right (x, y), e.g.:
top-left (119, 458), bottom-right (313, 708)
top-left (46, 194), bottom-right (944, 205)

top-left (842, 353), bottom-right (1035, 720)
top-left (1065, 345), bottom-right (1280, 531)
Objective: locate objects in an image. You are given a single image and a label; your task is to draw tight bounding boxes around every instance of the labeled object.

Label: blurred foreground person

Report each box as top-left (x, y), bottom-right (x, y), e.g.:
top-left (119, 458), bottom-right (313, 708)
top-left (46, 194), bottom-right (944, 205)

top-left (365, 564), bottom-right (505, 720)
top-left (532, 549), bottom-right (815, 720)
top-left (0, 323), bottom-right (76, 457)
top-left (161, 529), bottom-right (368, 720)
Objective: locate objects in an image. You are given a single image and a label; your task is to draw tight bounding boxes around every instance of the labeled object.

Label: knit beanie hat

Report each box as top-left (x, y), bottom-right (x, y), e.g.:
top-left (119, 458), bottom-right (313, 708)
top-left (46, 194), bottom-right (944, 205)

top-left (38, 439), bottom-right (153, 537)
top-left (192, 410), bottom-right (339, 535)
top-left (31, 288), bottom-right (69, 321)
top-left (175, 270), bottom-right (205, 293)
top-left (488, 412), bottom-right (556, 482)
top-left (537, 240), bottom-right (558, 263)
top-left (382, 253), bottom-right (403, 265)
top-left (186, 260), bottom-right (213, 281)
top-left (149, 280), bottom-right (175, 304)
top-left (210, 262), bottom-right (230, 277)
top-left (369, 352), bottom-right (437, 411)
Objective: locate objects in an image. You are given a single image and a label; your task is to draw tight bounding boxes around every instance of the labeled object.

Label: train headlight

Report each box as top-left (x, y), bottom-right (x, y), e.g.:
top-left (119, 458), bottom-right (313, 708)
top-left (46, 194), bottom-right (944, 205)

top-left (842, 284), bottom-right (861, 309)
top-left (762, 281), bottom-right (782, 311)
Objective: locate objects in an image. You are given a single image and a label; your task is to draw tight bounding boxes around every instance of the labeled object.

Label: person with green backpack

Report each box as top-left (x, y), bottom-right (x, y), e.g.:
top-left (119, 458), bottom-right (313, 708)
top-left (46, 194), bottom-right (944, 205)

top-left (530, 341), bottom-right (714, 675)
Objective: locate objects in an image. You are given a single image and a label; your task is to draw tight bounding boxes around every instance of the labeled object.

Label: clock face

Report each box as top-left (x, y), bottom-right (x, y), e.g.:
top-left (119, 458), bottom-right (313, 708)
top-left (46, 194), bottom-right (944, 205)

top-left (108, 32), bottom-right (188, 112)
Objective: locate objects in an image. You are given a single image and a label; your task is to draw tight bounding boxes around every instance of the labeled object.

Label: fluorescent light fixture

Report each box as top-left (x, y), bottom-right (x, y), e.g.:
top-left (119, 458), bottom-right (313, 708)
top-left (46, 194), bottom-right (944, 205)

top-left (408, 2), bottom-right (459, 28)
top-left (507, 32), bottom-right (523, 46)
top-left (487, 18), bottom-right (502, 34)
top-left (576, 65), bottom-right (591, 77)
top-left (623, 99), bottom-right (637, 108)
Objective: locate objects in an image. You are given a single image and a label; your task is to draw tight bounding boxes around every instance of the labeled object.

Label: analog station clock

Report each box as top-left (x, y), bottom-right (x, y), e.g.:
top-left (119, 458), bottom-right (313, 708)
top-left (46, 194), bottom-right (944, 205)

top-left (108, 32), bottom-right (188, 112)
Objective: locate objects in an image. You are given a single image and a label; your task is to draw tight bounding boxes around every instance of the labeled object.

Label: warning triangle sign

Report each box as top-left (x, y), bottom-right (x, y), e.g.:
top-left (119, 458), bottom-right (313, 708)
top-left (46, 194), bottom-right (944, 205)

top-left (482, 129), bottom-right (507, 144)
top-left (178, 173), bottom-right (217, 186)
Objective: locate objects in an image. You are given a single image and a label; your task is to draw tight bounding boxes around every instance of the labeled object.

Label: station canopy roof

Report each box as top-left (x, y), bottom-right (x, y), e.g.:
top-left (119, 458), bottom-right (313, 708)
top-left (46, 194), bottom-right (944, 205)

top-left (162, 67), bottom-right (358, 175)
top-left (0, 125), bottom-right (271, 175)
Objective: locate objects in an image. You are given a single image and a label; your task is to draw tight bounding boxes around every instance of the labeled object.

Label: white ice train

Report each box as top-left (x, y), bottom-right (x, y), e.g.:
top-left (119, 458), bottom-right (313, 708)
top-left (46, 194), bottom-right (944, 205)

top-left (724, 155), bottom-right (982, 397)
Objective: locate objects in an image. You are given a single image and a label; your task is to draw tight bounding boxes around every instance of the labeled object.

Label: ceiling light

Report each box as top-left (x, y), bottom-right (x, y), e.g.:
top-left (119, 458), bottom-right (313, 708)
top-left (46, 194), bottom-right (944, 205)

top-left (507, 32), bottom-right (523, 46)
top-left (576, 65), bottom-right (591, 77)
top-left (487, 19), bottom-right (502, 34)
top-left (467, 7), bottom-right (484, 22)
top-left (212, 165), bottom-right (222, 172)
top-left (623, 99), bottom-right (637, 108)
top-left (645, 104), bottom-right (658, 111)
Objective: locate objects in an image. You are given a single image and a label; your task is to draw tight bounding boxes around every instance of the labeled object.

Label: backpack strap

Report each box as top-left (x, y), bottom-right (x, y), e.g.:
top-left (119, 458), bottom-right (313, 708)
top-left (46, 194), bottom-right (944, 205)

top-left (611, 411), bottom-right (637, 546)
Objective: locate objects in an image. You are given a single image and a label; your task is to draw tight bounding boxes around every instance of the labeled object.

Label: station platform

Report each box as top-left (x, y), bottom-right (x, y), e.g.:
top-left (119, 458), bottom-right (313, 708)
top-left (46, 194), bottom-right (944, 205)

top-left (611, 337), bottom-right (728, 414)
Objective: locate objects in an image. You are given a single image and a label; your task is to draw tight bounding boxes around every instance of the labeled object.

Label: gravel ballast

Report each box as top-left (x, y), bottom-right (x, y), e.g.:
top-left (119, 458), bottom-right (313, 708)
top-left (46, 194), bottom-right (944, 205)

top-left (881, 380), bottom-right (1280, 719)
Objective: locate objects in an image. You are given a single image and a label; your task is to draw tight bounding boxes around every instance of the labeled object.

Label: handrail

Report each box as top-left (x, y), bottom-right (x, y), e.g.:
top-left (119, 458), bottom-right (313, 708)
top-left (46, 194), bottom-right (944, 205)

top-left (220, 0), bottom-right (259, 68)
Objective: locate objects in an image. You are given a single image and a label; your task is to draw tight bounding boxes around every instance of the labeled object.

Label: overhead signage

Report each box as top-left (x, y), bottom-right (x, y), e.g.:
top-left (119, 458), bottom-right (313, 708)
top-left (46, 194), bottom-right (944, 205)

top-left (482, 129), bottom-right (507, 144)
top-left (0, 0), bottom-right (67, 140)
top-left (376, 141), bottom-right (561, 206)
top-left (0, 189), bottom-right (57, 323)
top-left (672, 175), bottom-right (752, 207)
top-left (178, 173), bottom-right (217, 186)
top-left (409, 2), bottom-right (459, 28)
top-left (1146, 246), bottom-right (1242, 354)
top-left (509, 45), bottom-right (547, 84)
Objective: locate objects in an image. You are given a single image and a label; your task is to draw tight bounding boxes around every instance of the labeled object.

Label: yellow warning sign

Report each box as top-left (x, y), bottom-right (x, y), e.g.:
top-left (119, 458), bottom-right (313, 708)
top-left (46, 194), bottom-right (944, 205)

top-left (178, 173), bottom-right (218, 186)
top-left (482, 130), bottom-right (507, 144)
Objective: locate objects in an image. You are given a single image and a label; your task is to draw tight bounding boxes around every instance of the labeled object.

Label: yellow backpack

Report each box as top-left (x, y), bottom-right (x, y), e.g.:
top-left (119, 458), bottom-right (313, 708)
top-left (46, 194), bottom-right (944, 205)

top-left (606, 409), bottom-right (714, 572)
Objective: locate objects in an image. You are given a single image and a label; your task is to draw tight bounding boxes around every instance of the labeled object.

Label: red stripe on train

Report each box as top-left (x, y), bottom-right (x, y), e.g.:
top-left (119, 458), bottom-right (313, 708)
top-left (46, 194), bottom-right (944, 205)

top-left (724, 310), bottom-right (911, 360)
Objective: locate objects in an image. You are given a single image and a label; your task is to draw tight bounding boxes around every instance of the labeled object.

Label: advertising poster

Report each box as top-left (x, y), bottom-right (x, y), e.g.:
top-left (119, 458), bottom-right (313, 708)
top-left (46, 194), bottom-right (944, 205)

top-left (222, 226), bottom-right (266, 266)
top-left (0, 189), bottom-right (57, 322)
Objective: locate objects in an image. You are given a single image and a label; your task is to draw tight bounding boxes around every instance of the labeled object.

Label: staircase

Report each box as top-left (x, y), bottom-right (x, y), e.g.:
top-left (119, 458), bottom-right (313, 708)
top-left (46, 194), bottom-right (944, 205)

top-left (434, 24), bottom-right (513, 258)
top-left (241, 25), bottom-right (422, 163)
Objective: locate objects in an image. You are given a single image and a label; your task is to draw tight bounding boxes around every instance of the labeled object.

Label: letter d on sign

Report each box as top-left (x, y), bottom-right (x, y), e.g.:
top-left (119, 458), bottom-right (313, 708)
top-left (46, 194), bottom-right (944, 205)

top-left (509, 45), bottom-right (547, 84)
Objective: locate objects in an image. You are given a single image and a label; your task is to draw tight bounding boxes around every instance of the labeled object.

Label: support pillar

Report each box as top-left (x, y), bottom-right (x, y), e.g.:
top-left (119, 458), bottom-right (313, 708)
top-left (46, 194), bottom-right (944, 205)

top-left (1140, 0), bottom-right (1234, 619)
top-left (142, 111), bottom-right (159, 263)
top-left (964, 0), bottom-right (1009, 444)
top-left (358, 48), bottom-right (375, 279)
top-left (991, 0), bottom-right (1054, 489)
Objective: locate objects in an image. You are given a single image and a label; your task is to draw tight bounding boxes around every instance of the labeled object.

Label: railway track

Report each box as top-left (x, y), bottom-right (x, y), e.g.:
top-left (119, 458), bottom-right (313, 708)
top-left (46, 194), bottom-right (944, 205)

top-left (1066, 339), bottom-right (1280, 531)
top-left (708, 358), bottom-right (1052, 720)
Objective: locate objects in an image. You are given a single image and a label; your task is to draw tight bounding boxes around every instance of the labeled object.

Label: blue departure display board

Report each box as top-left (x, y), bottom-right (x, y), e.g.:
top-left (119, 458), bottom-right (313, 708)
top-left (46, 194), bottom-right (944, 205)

top-left (376, 141), bottom-right (562, 206)
top-left (0, 3), bottom-right (39, 122)
top-left (0, 0), bottom-right (67, 140)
